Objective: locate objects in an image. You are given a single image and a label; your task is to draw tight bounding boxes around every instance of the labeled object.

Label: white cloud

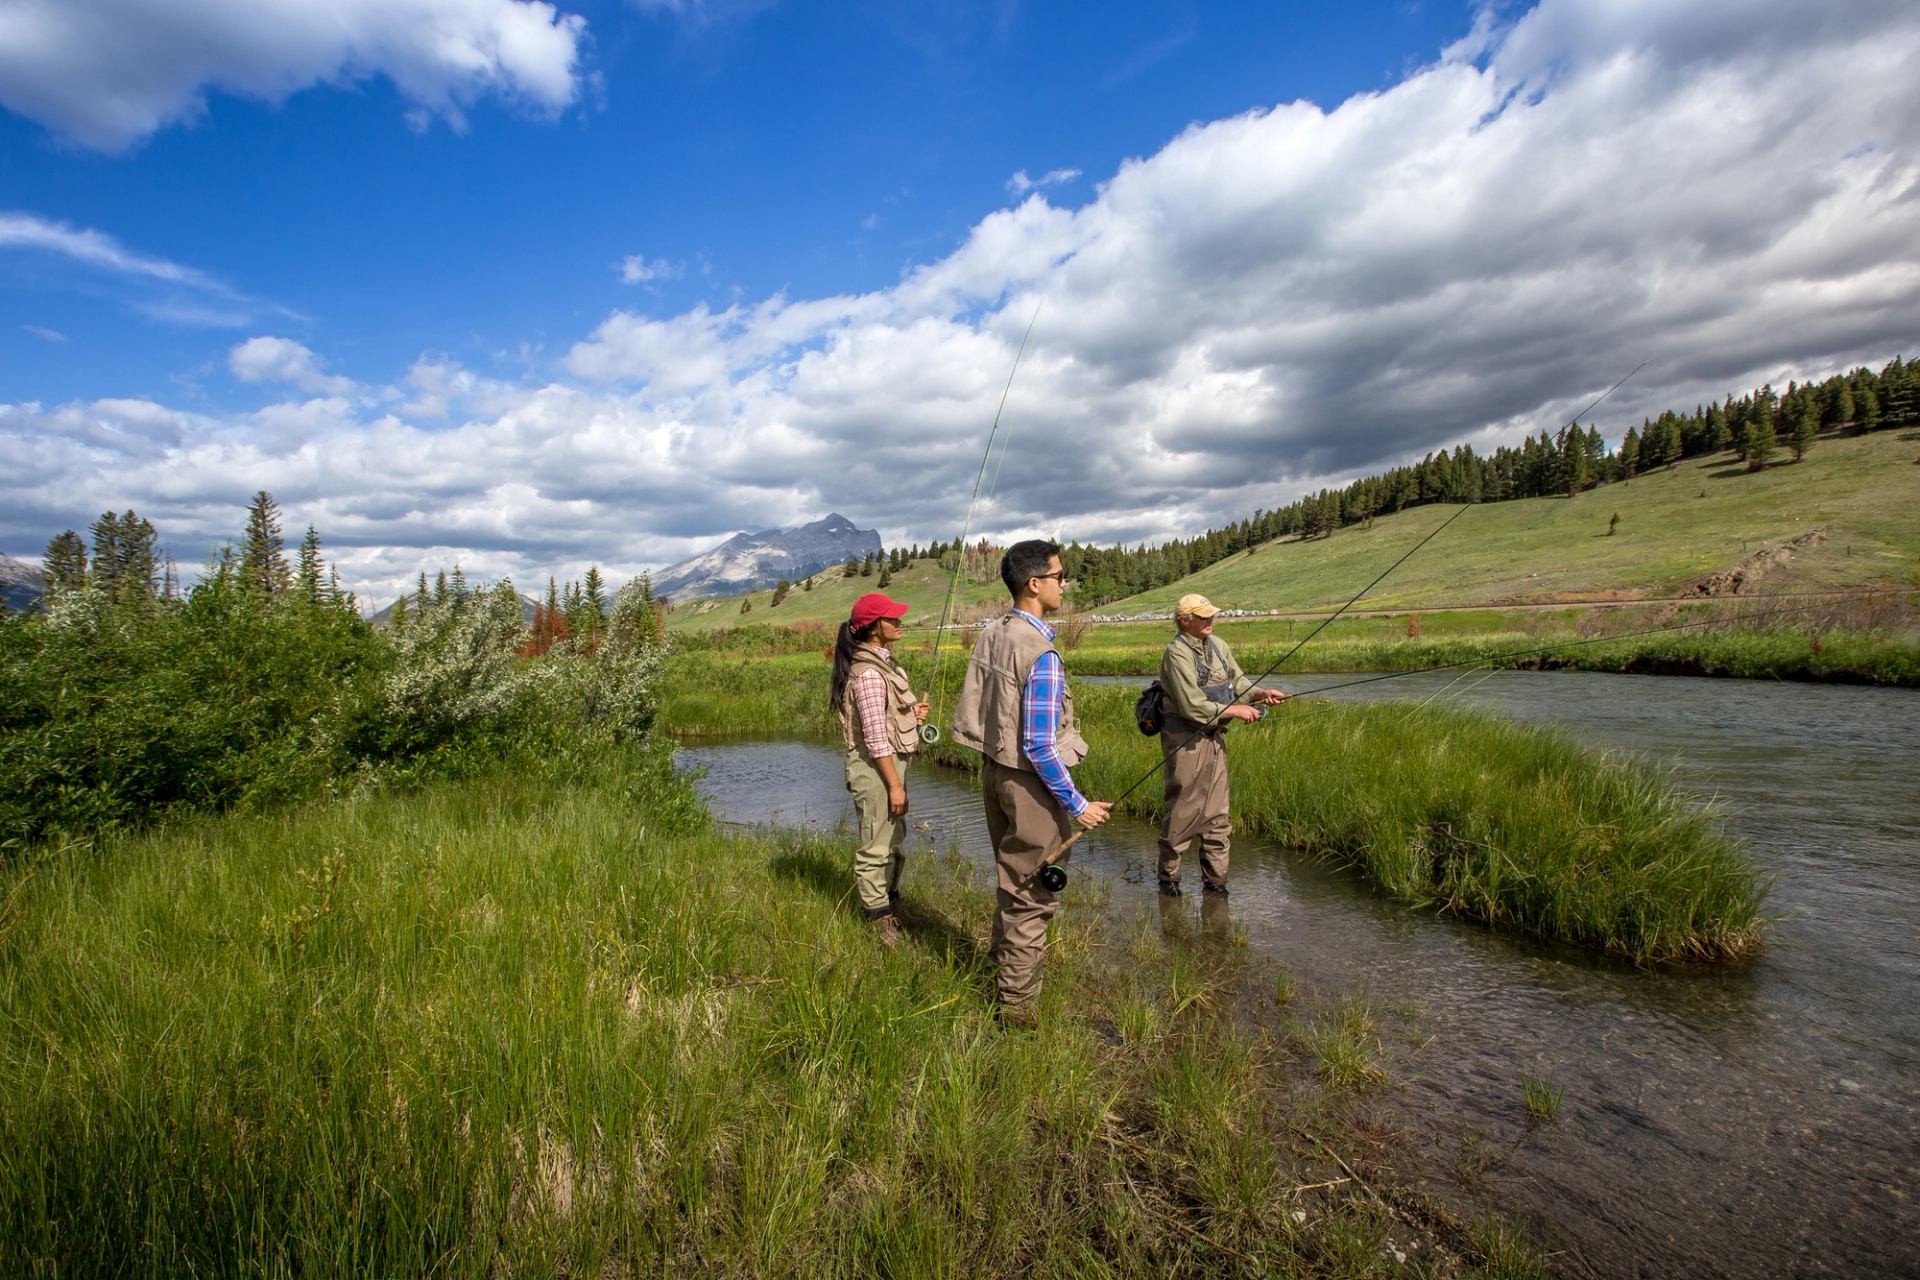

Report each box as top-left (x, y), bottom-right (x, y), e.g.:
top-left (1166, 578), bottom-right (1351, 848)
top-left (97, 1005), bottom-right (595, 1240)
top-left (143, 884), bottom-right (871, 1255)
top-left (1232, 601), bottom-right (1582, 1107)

top-left (1005, 167), bottom-right (1082, 197)
top-left (229, 337), bottom-right (362, 396)
top-left (0, 0), bottom-right (589, 151)
top-left (1, 211), bottom-right (289, 327)
top-left (7, 0), bottom-right (1920, 606)
top-left (619, 254), bottom-right (684, 284)
top-left (0, 211), bottom-right (224, 288)
top-left (22, 324), bottom-right (67, 343)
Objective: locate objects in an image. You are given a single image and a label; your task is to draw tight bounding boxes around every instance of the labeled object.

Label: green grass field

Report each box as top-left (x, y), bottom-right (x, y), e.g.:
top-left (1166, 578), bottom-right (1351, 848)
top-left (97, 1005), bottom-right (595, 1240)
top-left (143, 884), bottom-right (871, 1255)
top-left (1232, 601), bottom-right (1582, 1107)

top-left (1109, 430), bottom-right (1919, 615)
top-left (0, 751), bottom-right (1552, 1278)
top-left (666, 556), bottom-right (1008, 636)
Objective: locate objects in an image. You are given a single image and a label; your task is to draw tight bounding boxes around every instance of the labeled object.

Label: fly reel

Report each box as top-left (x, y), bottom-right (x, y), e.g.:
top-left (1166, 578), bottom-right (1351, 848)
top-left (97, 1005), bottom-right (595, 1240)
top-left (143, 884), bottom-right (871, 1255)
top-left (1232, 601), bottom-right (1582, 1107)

top-left (918, 723), bottom-right (942, 745)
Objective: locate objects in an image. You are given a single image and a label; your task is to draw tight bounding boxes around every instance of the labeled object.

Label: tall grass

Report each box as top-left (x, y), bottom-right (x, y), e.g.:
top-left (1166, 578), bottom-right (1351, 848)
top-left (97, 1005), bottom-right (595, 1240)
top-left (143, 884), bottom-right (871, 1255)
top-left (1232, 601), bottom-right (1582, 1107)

top-left (0, 749), bottom-right (1540, 1277)
top-left (675, 653), bottom-right (1770, 964)
top-left (1061, 685), bottom-right (1768, 964)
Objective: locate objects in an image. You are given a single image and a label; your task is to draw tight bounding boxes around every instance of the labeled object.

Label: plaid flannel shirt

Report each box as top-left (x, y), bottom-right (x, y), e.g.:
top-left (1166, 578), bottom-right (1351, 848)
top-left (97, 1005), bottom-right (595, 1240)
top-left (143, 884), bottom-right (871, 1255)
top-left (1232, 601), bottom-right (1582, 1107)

top-left (849, 646), bottom-right (895, 758)
top-left (1013, 610), bottom-right (1088, 816)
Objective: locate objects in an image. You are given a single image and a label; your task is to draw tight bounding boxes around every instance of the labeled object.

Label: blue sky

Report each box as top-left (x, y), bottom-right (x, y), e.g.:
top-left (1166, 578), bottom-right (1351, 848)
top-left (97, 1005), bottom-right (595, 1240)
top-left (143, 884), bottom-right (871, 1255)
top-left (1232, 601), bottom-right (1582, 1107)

top-left (4, 0), bottom-right (1918, 604)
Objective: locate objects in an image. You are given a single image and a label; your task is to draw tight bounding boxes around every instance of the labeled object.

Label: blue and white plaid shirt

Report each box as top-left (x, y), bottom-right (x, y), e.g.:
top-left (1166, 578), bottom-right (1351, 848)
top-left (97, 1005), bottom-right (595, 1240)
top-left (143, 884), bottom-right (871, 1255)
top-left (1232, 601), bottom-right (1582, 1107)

top-left (1012, 609), bottom-right (1088, 816)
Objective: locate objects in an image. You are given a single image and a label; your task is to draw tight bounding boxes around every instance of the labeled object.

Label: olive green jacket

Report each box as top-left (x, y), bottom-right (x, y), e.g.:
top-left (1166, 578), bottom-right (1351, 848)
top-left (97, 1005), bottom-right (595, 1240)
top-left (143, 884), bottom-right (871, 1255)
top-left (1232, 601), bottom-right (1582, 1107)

top-left (1158, 632), bottom-right (1256, 729)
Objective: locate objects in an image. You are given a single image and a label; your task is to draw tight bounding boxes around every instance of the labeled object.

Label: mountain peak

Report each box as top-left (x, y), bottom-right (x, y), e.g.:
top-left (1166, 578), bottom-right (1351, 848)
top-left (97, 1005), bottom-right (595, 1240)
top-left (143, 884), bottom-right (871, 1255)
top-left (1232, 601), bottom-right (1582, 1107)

top-left (653, 515), bottom-right (881, 600)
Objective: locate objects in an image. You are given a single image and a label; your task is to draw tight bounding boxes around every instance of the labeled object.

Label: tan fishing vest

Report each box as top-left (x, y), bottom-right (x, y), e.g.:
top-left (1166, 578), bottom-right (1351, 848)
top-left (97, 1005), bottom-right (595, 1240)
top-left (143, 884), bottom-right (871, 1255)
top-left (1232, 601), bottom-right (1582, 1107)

top-left (951, 612), bottom-right (1088, 771)
top-left (836, 646), bottom-right (921, 756)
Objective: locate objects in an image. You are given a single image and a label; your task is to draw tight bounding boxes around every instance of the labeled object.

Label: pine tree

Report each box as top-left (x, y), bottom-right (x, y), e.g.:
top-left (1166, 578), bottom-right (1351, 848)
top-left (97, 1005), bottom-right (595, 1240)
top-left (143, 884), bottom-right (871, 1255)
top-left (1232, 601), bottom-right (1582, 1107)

top-left (1857, 383), bottom-right (1881, 432)
top-left (876, 565), bottom-right (892, 588)
top-left (241, 490), bottom-right (292, 596)
top-left (771, 578), bottom-right (791, 606)
top-left (583, 566), bottom-right (606, 621)
top-left (87, 511), bottom-right (124, 596)
top-left (42, 530), bottom-right (87, 597)
top-left (1790, 399), bottom-right (1818, 462)
top-left (434, 570), bottom-right (449, 604)
top-left (860, 552), bottom-right (875, 577)
top-left (1826, 381), bottom-right (1854, 430)
top-left (416, 572), bottom-right (431, 611)
top-left (1745, 394), bottom-right (1777, 471)
top-left (295, 525), bottom-right (324, 602)
top-left (1619, 426), bottom-right (1640, 481)
top-left (388, 594), bottom-right (409, 631)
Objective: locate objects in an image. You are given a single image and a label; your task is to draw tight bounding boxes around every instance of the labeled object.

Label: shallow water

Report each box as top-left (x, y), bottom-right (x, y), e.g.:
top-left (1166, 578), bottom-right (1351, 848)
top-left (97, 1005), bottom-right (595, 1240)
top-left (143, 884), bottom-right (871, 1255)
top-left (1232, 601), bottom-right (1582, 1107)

top-left (677, 670), bottom-right (1920, 1278)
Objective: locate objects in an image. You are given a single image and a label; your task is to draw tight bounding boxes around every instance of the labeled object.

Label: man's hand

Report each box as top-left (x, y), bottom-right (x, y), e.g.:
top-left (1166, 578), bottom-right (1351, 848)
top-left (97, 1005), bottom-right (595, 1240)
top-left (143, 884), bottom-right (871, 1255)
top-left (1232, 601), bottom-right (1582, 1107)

top-left (1254, 688), bottom-right (1288, 706)
top-left (913, 699), bottom-right (930, 724)
top-left (1224, 703), bottom-right (1262, 722)
top-left (1076, 800), bottom-right (1113, 830)
top-left (888, 784), bottom-right (909, 817)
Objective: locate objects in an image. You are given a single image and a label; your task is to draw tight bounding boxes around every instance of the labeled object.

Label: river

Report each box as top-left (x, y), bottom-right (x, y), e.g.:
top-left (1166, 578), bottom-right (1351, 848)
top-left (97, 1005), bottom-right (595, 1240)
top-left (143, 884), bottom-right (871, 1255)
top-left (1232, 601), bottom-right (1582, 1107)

top-left (675, 670), bottom-right (1920, 1278)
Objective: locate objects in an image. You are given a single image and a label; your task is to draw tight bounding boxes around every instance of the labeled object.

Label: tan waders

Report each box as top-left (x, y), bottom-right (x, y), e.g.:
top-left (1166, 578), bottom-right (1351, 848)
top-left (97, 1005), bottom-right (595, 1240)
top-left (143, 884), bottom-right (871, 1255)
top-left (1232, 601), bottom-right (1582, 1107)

top-left (1157, 730), bottom-right (1231, 889)
top-left (844, 748), bottom-right (909, 920)
top-left (982, 759), bottom-right (1074, 1013)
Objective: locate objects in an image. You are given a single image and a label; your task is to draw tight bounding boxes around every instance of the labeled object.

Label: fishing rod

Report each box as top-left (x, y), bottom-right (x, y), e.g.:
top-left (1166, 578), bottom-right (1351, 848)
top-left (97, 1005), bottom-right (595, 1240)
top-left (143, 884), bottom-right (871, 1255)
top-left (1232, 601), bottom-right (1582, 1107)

top-left (1027, 592), bottom-right (1864, 893)
top-left (1276, 590), bottom-right (1889, 702)
top-left (1028, 360), bottom-right (1649, 890)
top-left (920, 303), bottom-right (1043, 746)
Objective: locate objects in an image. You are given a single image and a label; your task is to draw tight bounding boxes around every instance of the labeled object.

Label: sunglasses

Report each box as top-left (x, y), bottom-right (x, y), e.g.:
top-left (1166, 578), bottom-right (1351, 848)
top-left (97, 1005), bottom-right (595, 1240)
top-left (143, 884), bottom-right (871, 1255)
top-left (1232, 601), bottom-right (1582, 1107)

top-left (1031, 572), bottom-right (1070, 585)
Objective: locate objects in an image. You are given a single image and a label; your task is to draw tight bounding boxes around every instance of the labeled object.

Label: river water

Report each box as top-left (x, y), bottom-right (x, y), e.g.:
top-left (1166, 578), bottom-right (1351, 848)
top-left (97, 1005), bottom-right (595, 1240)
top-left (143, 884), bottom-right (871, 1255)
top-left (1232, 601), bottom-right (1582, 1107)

top-left (676, 670), bottom-right (1920, 1278)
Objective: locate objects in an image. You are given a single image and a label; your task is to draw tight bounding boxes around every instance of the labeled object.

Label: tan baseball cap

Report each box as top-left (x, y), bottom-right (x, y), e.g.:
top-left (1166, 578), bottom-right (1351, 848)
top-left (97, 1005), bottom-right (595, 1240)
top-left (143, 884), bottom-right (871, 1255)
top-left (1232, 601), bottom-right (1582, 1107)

top-left (1175, 593), bottom-right (1221, 618)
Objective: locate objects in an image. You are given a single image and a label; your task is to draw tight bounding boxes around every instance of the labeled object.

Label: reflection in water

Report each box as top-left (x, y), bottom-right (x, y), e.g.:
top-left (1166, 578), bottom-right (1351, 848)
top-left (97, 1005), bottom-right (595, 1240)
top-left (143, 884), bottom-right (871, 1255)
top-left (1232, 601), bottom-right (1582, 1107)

top-left (679, 670), bottom-right (1920, 1279)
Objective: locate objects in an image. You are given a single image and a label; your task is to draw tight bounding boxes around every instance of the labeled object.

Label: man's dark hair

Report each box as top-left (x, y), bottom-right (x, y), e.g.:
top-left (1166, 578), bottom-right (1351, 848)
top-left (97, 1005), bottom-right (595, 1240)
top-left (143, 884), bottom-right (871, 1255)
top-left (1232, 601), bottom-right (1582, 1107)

top-left (1001, 539), bottom-right (1061, 600)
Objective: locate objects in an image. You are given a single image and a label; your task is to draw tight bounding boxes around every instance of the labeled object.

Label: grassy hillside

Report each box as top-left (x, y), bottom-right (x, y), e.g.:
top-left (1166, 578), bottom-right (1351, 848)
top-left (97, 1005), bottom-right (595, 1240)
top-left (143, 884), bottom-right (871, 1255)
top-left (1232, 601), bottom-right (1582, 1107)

top-left (1110, 430), bottom-right (1920, 615)
top-left (665, 556), bottom-right (1007, 635)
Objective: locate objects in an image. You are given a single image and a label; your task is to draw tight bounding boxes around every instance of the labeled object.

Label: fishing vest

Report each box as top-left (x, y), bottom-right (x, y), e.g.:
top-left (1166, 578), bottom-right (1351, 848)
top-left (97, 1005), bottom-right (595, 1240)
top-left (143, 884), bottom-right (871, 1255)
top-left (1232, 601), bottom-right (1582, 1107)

top-left (951, 612), bottom-right (1088, 771)
top-left (836, 646), bottom-right (921, 757)
top-left (1164, 635), bottom-right (1238, 735)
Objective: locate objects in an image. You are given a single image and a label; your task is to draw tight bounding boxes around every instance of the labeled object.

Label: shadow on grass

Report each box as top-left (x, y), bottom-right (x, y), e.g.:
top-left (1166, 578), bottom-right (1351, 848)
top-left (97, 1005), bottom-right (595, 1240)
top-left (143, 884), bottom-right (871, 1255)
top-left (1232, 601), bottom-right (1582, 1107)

top-left (769, 842), bottom-right (995, 992)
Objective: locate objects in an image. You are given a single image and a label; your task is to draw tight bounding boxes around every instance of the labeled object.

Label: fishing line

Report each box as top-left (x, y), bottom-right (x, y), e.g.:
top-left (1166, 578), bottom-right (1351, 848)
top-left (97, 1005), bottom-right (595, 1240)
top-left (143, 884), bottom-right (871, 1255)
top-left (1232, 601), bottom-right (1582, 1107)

top-left (1028, 359), bottom-right (1652, 887)
top-left (921, 303), bottom-right (1043, 745)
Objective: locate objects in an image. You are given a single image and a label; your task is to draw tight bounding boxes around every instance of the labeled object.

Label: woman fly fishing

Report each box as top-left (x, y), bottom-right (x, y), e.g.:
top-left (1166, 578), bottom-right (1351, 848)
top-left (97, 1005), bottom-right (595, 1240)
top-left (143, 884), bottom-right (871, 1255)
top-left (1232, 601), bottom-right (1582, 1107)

top-left (831, 592), bottom-right (931, 947)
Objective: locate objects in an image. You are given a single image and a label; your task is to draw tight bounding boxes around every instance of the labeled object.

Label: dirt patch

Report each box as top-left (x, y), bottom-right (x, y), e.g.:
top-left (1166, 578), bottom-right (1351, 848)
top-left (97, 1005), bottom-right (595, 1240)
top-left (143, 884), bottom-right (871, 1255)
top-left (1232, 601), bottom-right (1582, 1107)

top-left (1691, 526), bottom-right (1829, 597)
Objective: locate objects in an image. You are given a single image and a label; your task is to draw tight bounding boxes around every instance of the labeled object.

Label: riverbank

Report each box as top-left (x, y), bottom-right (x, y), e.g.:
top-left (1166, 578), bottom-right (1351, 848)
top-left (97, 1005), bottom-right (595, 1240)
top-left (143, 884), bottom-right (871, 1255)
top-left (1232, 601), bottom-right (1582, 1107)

top-left (1061, 604), bottom-right (1920, 687)
top-left (0, 749), bottom-right (1548, 1278)
top-left (658, 651), bottom-right (1768, 964)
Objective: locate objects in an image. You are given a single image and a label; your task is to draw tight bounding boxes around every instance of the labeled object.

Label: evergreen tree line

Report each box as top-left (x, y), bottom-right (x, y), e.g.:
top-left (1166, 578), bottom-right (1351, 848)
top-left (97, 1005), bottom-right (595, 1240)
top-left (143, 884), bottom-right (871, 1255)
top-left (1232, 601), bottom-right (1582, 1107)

top-left (1053, 356), bottom-right (1919, 607)
top-left (41, 491), bottom-right (355, 616)
top-left (5, 492), bottom-right (666, 847)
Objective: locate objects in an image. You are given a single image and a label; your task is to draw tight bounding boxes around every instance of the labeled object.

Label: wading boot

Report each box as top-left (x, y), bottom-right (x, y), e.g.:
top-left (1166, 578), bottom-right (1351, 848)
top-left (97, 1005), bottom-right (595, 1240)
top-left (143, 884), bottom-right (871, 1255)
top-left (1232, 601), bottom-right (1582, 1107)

top-left (1158, 878), bottom-right (1183, 897)
top-left (871, 913), bottom-right (901, 949)
top-left (1202, 881), bottom-right (1229, 897)
top-left (887, 893), bottom-right (922, 927)
top-left (996, 1001), bottom-right (1039, 1031)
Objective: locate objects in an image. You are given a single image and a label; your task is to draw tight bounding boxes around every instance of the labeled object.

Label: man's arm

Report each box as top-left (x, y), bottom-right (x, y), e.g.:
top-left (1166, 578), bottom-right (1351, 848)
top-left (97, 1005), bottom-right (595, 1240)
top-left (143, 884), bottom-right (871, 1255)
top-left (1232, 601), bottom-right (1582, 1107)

top-left (1220, 639), bottom-right (1286, 707)
top-left (1022, 650), bottom-right (1087, 815)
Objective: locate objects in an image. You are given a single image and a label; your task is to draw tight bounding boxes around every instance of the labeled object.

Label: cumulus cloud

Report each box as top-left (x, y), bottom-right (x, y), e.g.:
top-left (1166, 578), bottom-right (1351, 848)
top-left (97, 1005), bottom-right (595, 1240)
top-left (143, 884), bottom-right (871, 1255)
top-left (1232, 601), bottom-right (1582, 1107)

top-left (229, 337), bottom-right (362, 396)
top-left (7, 0), bottom-right (1920, 607)
top-left (619, 254), bottom-right (684, 284)
top-left (1006, 167), bottom-right (1082, 197)
top-left (0, 0), bottom-right (589, 150)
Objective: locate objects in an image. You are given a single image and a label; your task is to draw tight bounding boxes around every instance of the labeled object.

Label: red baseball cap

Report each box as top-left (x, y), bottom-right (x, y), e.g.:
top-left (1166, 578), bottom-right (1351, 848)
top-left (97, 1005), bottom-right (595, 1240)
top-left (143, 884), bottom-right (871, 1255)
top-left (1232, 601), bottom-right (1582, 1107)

top-left (850, 592), bottom-right (910, 630)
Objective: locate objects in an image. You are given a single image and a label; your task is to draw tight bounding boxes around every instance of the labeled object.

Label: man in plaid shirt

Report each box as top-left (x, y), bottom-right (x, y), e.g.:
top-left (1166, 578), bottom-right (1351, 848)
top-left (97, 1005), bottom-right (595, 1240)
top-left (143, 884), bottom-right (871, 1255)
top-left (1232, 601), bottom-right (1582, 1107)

top-left (951, 540), bottom-right (1111, 1025)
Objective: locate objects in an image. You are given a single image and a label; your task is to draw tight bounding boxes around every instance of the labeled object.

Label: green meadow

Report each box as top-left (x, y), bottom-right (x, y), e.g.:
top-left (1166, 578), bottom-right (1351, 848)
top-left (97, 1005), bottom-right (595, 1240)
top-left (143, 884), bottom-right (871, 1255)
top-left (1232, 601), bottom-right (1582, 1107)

top-left (1110, 430), bottom-right (1920, 615)
top-left (0, 750), bottom-right (1554, 1278)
